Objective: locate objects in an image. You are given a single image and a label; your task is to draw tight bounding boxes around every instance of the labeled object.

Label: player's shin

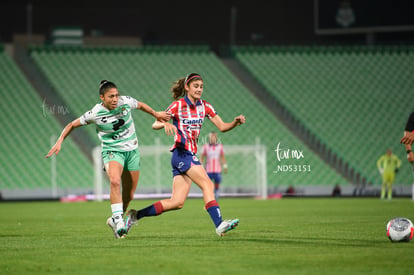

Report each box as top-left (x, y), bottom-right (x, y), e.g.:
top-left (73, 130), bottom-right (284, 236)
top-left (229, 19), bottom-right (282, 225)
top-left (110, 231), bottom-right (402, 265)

top-left (205, 200), bottom-right (222, 227)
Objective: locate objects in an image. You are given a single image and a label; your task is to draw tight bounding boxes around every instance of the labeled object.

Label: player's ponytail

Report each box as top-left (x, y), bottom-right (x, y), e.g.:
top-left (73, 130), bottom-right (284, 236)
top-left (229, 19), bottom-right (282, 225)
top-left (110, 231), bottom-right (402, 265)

top-left (171, 78), bottom-right (186, 100)
top-left (99, 80), bottom-right (117, 95)
top-left (171, 73), bottom-right (202, 100)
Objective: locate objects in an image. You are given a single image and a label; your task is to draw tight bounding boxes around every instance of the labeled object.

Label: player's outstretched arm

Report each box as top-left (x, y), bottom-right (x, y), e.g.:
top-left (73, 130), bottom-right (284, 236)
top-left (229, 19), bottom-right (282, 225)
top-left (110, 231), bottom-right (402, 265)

top-left (138, 102), bottom-right (170, 122)
top-left (152, 120), bottom-right (176, 136)
top-left (45, 118), bottom-right (82, 158)
top-left (210, 114), bottom-right (245, 133)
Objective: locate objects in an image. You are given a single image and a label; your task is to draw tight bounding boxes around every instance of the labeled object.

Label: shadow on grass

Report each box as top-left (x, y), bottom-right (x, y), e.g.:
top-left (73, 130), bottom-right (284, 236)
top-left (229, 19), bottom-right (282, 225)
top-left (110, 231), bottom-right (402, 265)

top-left (223, 235), bottom-right (386, 247)
top-left (0, 234), bottom-right (22, 238)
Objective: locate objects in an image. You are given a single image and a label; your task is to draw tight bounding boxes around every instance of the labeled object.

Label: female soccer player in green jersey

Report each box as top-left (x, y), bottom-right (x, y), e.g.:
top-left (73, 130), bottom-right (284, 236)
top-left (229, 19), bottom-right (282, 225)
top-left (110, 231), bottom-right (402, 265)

top-left (46, 80), bottom-right (170, 238)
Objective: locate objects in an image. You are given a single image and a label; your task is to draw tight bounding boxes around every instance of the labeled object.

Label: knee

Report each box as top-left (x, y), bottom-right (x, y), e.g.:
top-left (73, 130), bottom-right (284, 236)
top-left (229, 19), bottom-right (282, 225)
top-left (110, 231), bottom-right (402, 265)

top-left (109, 176), bottom-right (121, 188)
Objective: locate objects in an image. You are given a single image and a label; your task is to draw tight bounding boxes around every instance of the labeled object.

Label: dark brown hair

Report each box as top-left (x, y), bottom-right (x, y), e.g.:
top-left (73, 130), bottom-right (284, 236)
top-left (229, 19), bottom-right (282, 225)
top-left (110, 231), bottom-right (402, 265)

top-left (99, 80), bottom-right (117, 95)
top-left (171, 73), bottom-right (202, 100)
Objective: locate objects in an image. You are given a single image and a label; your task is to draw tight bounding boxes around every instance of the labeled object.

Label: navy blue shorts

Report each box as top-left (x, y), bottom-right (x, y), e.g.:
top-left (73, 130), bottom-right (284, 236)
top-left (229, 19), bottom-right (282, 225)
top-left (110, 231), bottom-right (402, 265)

top-left (171, 148), bottom-right (201, 177)
top-left (207, 172), bottom-right (222, 184)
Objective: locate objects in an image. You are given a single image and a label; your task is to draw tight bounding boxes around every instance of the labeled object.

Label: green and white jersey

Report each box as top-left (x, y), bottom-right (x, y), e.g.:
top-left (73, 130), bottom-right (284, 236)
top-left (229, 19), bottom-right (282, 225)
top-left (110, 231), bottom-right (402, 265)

top-left (79, 96), bottom-right (139, 152)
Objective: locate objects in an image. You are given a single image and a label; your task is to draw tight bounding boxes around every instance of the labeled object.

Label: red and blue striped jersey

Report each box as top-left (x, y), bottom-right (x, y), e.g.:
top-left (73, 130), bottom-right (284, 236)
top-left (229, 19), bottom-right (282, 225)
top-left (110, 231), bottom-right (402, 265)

top-left (166, 96), bottom-right (217, 154)
top-left (201, 143), bottom-right (224, 173)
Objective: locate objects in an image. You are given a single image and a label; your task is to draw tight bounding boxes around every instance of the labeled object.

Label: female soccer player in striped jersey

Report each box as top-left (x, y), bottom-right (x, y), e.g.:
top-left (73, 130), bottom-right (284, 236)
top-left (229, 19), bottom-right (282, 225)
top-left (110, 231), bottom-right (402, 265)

top-left (125, 73), bottom-right (245, 236)
top-left (200, 132), bottom-right (227, 201)
top-left (45, 80), bottom-right (170, 239)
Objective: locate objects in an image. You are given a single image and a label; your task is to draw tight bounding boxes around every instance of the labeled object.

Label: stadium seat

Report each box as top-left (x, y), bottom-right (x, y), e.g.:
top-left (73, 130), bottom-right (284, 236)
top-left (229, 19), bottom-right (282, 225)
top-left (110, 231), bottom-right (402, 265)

top-left (234, 45), bottom-right (414, 186)
top-left (0, 51), bottom-right (93, 192)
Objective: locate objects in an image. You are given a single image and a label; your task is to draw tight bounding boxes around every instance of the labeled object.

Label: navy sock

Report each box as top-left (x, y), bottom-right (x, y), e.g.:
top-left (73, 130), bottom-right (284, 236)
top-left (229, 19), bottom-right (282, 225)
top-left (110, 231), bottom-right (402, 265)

top-left (205, 200), bottom-right (222, 227)
top-left (136, 201), bottom-right (163, 220)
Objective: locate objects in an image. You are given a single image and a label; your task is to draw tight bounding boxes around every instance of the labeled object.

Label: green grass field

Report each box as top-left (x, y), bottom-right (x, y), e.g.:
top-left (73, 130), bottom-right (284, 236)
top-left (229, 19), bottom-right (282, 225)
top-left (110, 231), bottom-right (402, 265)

top-left (1, 198), bottom-right (414, 274)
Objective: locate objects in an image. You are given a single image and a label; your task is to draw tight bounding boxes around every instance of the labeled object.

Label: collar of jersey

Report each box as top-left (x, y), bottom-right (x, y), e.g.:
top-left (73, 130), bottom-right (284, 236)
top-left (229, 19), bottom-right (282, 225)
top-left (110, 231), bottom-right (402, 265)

top-left (184, 95), bottom-right (201, 107)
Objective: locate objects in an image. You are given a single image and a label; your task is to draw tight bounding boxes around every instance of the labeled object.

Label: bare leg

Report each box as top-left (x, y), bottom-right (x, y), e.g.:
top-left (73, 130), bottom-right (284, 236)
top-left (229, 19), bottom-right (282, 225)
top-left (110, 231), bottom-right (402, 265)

top-left (105, 161), bottom-right (127, 237)
top-left (185, 165), bottom-right (223, 228)
top-left (185, 165), bottom-right (215, 204)
top-left (104, 161), bottom-right (124, 204)
top-left (159, 175), bottom-right (192, 211)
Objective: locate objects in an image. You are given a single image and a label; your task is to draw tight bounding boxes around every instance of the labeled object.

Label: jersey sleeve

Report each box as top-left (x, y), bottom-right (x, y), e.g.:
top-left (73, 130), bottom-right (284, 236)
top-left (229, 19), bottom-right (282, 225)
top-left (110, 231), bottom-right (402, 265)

top-left (204, 101), bottom-right (217, 119)
top-left (122, 96), bottom-right (139, 109)
top-left (166, 101), bottom-right (178, 118)
top-left (166, 102), bottom-right (176, 113)
top-left (79, 108), bottom-right (95, 125)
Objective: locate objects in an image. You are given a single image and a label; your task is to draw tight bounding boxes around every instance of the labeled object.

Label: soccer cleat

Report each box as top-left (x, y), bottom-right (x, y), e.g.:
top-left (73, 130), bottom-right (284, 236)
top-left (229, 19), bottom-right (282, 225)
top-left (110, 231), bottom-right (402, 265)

top-left (116, 219), bottom-right (127, 238)
top-left (125, 209), bottom-right (138, 234)
top-left (107, 217), bottom-right (121, 239)
top-left (107, 217), bottom-right (127, 239)
top-left (216, 218), bottom-right (239, 236)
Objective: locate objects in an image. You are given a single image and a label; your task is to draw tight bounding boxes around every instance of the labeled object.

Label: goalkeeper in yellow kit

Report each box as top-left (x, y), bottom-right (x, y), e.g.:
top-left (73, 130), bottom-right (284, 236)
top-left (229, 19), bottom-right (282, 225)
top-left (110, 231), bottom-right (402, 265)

top-left (376, 149), bottom-right (401, 200)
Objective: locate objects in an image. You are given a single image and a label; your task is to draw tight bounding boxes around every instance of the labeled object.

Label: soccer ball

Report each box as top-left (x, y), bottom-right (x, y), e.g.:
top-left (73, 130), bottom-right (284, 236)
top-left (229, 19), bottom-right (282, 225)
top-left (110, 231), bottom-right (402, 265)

top-left (386, 217), bottom-right (414, 242)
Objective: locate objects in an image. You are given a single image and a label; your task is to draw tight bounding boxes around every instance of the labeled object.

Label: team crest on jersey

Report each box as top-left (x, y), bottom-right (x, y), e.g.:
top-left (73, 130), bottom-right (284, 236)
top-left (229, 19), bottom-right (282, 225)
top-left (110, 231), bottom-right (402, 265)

top-left (192, 155), bottom-right (199, 162)
top-left (121, 107), bottom-right (127, 116)
top-left (196, 105), bottom-right (204, 114)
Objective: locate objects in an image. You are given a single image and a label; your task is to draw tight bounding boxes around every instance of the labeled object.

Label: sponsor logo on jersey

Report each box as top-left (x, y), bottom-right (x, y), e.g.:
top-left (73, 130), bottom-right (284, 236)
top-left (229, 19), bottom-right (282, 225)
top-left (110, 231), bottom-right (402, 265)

top-left (186, 125), bottom-right (202, 131)
top-left (182, 118), bottom-right (203, 124)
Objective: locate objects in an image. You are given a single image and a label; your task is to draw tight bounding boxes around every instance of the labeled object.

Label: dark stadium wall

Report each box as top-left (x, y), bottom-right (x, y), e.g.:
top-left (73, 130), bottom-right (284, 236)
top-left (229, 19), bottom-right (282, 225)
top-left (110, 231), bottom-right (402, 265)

top-left (1, 0), bottom-right (314, 46)
top-left (1, 0), bottom-right (413, 47)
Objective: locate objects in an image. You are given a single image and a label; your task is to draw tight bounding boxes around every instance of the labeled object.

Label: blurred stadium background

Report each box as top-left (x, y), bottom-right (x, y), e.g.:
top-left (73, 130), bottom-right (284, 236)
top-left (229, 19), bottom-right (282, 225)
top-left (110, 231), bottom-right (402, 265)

top-left (1, 0), bottom-right (414, 200)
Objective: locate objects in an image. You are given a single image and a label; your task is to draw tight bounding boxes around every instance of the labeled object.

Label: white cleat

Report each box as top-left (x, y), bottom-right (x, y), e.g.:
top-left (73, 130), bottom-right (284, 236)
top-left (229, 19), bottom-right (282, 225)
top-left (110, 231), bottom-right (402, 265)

top-left (107, 217), bottom-right (121, 239)
top-left (107, 217), bottom-right (127, 239)
top-left (116, 219), bottom-right (127, 238)
top-left (216, 219), bottom-right (239, 236)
